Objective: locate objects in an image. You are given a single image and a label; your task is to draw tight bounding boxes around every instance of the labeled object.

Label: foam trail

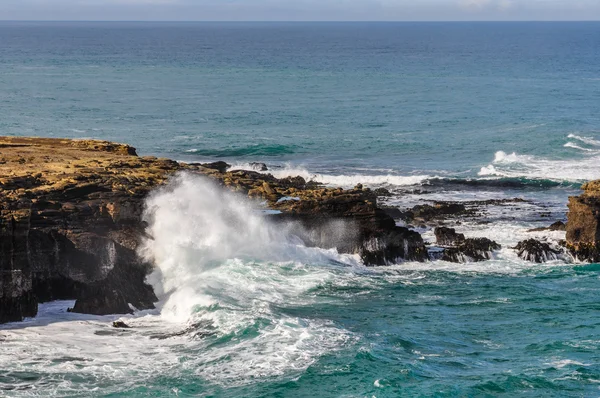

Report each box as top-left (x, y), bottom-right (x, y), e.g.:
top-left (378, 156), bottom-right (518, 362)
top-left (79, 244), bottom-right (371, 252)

top-left (564, 142), bottom-right (599, 152)
top-left (230, 164), bottom-right (431, 187)
top-left (567, 133), bottom-right (600, 147)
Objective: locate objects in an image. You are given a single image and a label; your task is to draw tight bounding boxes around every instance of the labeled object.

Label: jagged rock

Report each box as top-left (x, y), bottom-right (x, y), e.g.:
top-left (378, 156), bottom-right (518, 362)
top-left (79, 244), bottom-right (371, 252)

top-left (269, 189), bottom-right (427, 265)
top-left (441, 238), bottom-right (501, 263)
top-left (515, 239), bottom-right (561, 263)
top-left (249, 162), bottom-right (268, 171)
top-left (566, 181), bottom-right (600, 262)
top-left (200, 161), bottom-right (231, 173)
top-left (434, 227), bottom-right (465, 246)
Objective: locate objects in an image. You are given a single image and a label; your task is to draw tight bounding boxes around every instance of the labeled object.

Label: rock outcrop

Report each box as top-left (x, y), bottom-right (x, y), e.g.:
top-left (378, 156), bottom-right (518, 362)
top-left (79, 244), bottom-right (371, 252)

top-left (434, 226), bottom-right (465, 246)
top-left (440, 238), bottom-right (501, 263)
top-left (515, 239), bottom-right (562, 263)
top-left (0, 136), bottom-right (427, 323)
top-left (566, 181), bottom-right (600, 262)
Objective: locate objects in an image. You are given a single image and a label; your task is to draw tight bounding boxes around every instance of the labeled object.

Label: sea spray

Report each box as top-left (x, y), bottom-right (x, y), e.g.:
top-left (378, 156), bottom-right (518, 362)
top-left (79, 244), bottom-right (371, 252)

top-left (133, 173), bottom-right (358, 383)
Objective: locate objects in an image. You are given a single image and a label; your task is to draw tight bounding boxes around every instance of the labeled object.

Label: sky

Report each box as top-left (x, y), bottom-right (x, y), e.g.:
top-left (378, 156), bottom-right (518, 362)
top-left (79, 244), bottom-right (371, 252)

top-left (1, 0), bottom-right (599, 21)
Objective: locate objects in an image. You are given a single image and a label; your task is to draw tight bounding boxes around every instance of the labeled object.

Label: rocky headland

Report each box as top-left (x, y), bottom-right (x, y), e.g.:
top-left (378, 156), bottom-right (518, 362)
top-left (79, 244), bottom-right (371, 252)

top-left (0, 137), bottom-right (425, 323)
top-left (0, 136), bottom-right (597, 324)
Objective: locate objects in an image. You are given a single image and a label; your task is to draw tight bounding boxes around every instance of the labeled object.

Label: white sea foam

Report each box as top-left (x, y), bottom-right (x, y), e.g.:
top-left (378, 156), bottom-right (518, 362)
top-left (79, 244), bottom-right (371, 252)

top-left (564, 142), bottom-right (599, 152)
top-left (479, 149), bottom-right (600, 182)
top-left (231, 163), bottom-right (431, 187)
top-left (137, 173), bottom-right (361, 383)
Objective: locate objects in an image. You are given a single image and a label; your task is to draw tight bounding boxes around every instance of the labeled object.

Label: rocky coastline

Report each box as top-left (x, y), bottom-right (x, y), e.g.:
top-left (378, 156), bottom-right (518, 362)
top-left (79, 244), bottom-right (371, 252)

top-left (0, 136), bottom-right (597, 324)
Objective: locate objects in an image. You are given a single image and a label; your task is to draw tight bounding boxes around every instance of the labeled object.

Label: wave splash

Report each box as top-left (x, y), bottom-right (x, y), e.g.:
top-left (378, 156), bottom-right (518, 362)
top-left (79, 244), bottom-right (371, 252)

top-left (137, 173), bottom-right (358, 384)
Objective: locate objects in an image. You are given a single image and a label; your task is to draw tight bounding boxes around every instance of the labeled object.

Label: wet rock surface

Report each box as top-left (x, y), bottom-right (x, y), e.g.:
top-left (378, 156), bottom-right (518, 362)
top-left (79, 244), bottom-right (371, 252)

top-left (441, 238), bottom-right (502, 263)
top-left (515, 239), bottom-right (562, 263)
top-left (434, 227), bottom-right (466, 247)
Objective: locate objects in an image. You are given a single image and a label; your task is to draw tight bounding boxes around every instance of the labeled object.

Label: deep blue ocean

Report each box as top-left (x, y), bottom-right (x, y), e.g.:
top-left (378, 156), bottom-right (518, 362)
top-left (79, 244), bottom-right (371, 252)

top-left (1, 22), bottom-right (600, 397)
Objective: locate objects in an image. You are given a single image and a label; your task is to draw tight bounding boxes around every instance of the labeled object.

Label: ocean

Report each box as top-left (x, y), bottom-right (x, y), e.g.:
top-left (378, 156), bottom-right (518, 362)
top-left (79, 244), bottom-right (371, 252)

top-left (1, 21), bottom-right (600, 397)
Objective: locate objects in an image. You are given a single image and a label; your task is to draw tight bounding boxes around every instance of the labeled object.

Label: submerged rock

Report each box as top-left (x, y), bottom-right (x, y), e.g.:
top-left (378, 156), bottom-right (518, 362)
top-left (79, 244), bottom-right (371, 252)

top-left (112, 320), bottom-right (131, 328)
top-left (441, 238), bottom-right (501, 263)
top-left (515, 239), bottom-right (562, 263)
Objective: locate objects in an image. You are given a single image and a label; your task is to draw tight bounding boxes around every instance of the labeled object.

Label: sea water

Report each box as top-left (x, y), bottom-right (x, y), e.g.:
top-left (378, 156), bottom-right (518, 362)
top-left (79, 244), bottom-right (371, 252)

top-left (1, 22), bottom-right (600, 397)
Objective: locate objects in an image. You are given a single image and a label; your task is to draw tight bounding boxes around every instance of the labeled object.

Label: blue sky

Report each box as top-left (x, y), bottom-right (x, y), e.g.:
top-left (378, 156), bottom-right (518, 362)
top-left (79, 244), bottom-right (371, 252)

top-left (1, 0), bottom-right (599, 21)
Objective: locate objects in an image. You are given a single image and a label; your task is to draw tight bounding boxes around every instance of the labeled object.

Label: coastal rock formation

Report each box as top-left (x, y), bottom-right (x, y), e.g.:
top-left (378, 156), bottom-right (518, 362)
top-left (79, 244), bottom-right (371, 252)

top-left (434, 226), bottom-right (465, 246)
top-left (566, 181), bottom-right (600, 262)
top-left (441, 238), bottom-right (501, 263)
top-left (515, 239), bottom-right (562, 263)
top-left (0, 136), bottom-right (427, 323)
top-left (430, 226), bottom-right (500, 263)
top-left (0, 137), bottom-right (190, 323)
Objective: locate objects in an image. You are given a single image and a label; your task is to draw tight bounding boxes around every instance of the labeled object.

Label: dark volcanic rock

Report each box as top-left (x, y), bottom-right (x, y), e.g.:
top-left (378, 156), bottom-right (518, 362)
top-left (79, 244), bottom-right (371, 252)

top-left (200, 161), bottom-right (231, 173)
top-left (269, 188), bottom-right (427, 265)
top-left (434, 227), bottom-right (466, 246)
top-left (441, 238), bottom-right (501, 263)
top-left (515, 239), bottom-right (561, 263)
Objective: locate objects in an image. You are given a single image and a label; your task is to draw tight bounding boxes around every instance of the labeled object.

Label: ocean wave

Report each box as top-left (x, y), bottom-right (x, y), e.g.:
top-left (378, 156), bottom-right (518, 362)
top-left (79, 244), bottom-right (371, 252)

top-left (182, 144), bottom-right (297, 157)
top-left (478, 150), bottom-right (600, 183)
top-left (426, 177), bottom-right (573, 189)
top-left (231, 164), bottom-right (432, 187)
top-left (136, 173), bottom-right (360, 384)
top-left (567, 133), bottom-right (600, 147)
top-left (563, 142), bottom-right (599, 152)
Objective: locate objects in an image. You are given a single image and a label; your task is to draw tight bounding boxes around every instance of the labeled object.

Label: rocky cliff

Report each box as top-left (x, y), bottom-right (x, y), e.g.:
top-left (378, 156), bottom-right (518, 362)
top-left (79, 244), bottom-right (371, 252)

top-left (0, 137), bottom-right (425, 323)
top-left (566, 180), bottom-right (600, 261)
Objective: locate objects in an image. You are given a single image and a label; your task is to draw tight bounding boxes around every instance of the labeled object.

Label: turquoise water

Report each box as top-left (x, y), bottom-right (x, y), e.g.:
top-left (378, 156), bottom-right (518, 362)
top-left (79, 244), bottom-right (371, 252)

top-left (1, 22), bottom-right (600, 397)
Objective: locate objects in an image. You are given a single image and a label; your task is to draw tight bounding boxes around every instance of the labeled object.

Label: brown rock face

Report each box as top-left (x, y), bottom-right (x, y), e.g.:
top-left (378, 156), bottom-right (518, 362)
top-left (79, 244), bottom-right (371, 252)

top-left (566, 182), bottom-right (600, 262)
top-left (0, 136), bottom-right (429, 323)
top-left (0, 137), bottom-right (187, 323)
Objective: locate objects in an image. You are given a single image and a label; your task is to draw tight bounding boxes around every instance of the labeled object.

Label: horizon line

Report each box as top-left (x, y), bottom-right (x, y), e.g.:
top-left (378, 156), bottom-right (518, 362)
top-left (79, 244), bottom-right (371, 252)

top-left (1, 20), bottom-right (600, 23)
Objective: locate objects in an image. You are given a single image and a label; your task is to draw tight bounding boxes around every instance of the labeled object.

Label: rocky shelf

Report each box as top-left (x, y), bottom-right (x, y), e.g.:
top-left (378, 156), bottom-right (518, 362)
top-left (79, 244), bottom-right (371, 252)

top-left (0, 137), bottom-right (426, 323)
